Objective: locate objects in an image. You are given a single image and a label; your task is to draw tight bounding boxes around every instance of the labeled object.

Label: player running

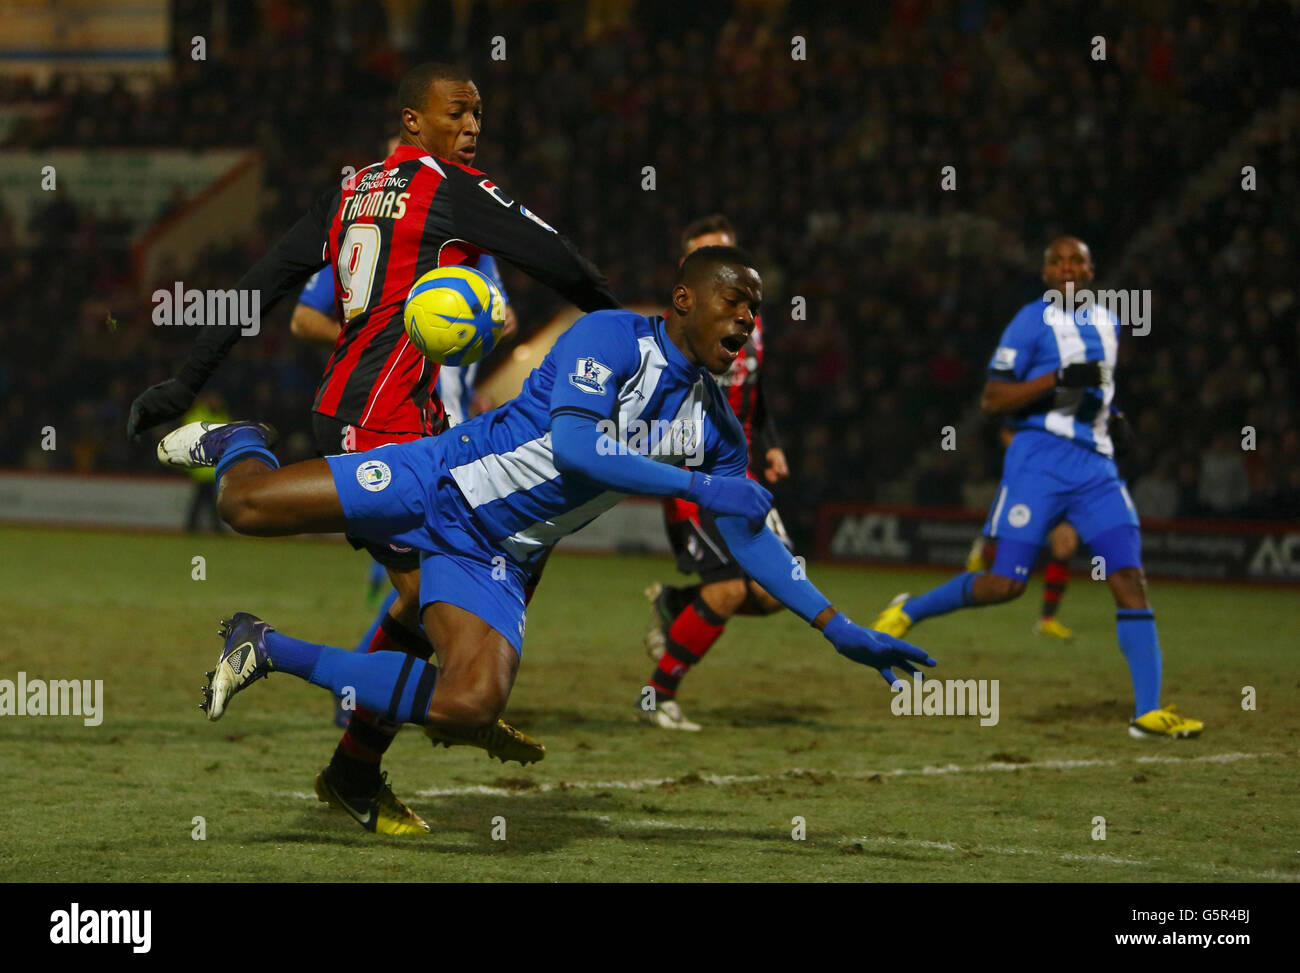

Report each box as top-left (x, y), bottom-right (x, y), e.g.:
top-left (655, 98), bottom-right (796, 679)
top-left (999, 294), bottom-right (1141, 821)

top-left (966, 436), bottom-right (1080, 641)
top-left (127, 62), bottom-right (619, 833)
top-left (157, 247), bottom-right (937, 835)
top-left (870, 237), bottom-right (1202, 740)
top-left (638, 215), bottom-right (790, 730)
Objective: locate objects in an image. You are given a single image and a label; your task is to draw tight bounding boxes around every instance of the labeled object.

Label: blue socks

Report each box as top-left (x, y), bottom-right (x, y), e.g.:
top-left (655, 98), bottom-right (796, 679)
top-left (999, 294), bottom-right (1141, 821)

top-left (1116, 609), bottom-right (1161, 716)
top-left (265, 630), bottom-right (438, 725)
top-left (215, 426), bottom-right (279, 481)
top-left (904, 571), bottom-right (979, 622)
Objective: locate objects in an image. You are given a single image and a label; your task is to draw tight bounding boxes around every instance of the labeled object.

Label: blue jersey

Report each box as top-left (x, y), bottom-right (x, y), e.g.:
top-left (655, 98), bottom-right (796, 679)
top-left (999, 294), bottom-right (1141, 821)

top-left (988, 297), bottom-right (1119, 456)
top-left (296, 267), bottom-right (336, 313)
top-left (436, 309), bottom-right (747, 564)
top-left (437, 253), bottom-right (509, 426)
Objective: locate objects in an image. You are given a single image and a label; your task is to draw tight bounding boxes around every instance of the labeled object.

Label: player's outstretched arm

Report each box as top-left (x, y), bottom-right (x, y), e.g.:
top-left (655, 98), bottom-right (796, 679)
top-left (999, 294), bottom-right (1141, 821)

top-left (126, 186), bottom-right (339, 440)
top-left (443, 165), bottom-right (619, 313)
top-left (714, 515), bottom-right (938, 688)
top-left (550, 413), bottom-right (772, 527)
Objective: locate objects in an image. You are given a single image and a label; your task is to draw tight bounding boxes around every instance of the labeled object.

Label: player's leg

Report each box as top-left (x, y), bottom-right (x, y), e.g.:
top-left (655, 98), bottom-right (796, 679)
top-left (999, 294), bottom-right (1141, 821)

top-left (414, 548), bottom-right (544, 760)
top-left (641, 499), bottom-right (705, 660)
top-left (158, 420), bottom-right (351, 535)
top-left (421, 601), bottom-right (518, 727)
top-left (871, 478), bottom-right (1054, 637)
top-left (640, 506), bottom-right (790, 730)
top-left (325, 558), bottom-right (427, 779)
top-left (1071, 474), bottom-right (1201, 738)
top-left (643, 573), bottom-right (742, 728)
top-left (1035, 522), bottom-right (1078, 640)
top-left (217, 457), bottom-right (348, 535)
top-left (736, 578), bottom-right (784, 616)
top-left (199, 561), bottom-right (537, 833)
top-left (965, 534), bottom-right (994, 573)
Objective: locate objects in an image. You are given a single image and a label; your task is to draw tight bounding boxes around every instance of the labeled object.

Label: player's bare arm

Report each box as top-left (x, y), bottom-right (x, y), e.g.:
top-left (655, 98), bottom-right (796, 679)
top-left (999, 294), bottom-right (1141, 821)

top-left (979, 371), bottom-right (1056, 414)
top-left (289, 304), bottom-right (341, 346)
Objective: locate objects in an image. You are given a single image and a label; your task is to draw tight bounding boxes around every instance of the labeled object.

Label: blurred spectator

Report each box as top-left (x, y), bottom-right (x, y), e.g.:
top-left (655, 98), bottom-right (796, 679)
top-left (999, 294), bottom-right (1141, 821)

top-left (1132, 458), bottom-right (1179, 520)
top-left (1198, 433), bottom-right (1251, 513)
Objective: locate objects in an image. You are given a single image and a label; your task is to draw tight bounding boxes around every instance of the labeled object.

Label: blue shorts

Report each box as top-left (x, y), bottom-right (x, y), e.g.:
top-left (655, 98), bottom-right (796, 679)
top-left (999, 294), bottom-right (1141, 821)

top-left (326, 439), bottom-right (530, 655)
top-left (983, 430), bottom-right (1141, 581)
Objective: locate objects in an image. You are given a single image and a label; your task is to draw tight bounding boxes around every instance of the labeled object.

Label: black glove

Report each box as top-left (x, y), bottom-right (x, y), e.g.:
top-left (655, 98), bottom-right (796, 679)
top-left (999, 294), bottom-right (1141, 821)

top-left (126, 378), bottom-right (197, 441)
top-left (1108, 410), bottom-right (1134, 459)
top-left (1056, 361), bottom-right (1104, 388)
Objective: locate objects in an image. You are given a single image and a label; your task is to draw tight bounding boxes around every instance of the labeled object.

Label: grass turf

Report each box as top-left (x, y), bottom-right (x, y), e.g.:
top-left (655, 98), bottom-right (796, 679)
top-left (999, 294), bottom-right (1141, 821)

top-left (1, 524), bottom-right (1296, 882)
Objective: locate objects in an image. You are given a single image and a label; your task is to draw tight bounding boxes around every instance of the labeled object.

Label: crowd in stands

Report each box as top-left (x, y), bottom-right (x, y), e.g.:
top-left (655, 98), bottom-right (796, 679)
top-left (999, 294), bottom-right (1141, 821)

top-left (2, 0), bottom-right (1296, 545)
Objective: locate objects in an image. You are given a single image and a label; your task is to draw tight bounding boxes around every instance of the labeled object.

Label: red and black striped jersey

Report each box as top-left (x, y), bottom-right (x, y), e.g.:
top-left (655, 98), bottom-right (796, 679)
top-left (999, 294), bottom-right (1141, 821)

top-left (176, 144), bottom-right (618, 434)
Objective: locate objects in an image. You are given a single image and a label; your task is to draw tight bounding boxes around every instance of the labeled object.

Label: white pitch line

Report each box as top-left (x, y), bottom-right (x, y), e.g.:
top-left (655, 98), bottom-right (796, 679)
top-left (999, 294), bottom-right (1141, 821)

top-left (843, 835), bottom-right (1298, 881)
top-left (273, 750), bottom-right (1288, 802)
top-left (848, 835), bottom-right (1145, 867)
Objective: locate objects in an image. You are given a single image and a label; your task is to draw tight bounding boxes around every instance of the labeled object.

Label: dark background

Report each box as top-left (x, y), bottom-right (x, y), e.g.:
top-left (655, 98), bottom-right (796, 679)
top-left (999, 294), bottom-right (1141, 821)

top-left (2, 0), bottom-right (1296, 547)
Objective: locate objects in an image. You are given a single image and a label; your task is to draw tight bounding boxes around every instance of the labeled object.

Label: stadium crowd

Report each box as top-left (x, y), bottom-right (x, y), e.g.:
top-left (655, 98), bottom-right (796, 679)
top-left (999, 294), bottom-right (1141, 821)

top-left (2, 0), bottom-right (1296, 542)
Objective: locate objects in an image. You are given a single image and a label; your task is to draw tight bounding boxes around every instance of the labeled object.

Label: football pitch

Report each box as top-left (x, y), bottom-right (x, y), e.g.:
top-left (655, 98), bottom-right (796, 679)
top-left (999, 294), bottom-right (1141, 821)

top-left (2, 524), bottom-right (1296, 883)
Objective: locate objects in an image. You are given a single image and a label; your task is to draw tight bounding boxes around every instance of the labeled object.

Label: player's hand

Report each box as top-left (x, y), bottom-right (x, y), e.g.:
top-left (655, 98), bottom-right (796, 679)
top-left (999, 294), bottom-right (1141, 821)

top-left (1055, 361), bottom-right (1105, 388)
top-left (685, 473), bottom-right (772, 531)
top-left (126, 378), bottom-right (195, 441)
top-left (501, 304), bottom-right (519, 340)
top-left (1108, 409), bottom-right (1134, 458)
top-left (823, 612), bottom-right (937, 688)
top-left (763, 447), bottom-right (790, 484)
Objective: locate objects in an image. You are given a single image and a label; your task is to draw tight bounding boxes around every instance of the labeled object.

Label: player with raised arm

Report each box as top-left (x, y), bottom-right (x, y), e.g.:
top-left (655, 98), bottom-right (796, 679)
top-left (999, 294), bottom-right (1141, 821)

top-left (638, 215), bottom-right (791, 730)
top-left (155, 248), bottom-right (937, 834)
top-left (127, 62), bottom-right (619, 833)
top-left (871, 237), bottom-right (1201, 739)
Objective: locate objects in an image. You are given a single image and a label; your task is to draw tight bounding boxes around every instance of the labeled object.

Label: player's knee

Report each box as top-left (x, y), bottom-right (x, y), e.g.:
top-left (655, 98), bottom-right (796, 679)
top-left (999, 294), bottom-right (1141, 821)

top-left (1109, 566), bottom-right (1147, 608)
top-left (388, 587), bottom-right (422, 630)
top-left (745, 581), bottom-right (784, 615)
top-left (216, 480), bottom-right (259, 534)
top-left (1050, 529), bottom-right (1078, 560)
top-left (703, 579), bottom-right (748, 617)
top-left (983, 574), bottom-right (1026, 603)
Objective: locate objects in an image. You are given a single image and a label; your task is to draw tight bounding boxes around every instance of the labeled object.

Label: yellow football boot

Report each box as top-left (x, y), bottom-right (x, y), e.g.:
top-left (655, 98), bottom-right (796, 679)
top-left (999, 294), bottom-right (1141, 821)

top-left (425, 717), bottom-right (546, 765)
top-left (965, 537), bottom-right (990, 573)
top-left (870, 593), bottom-right (914, 638)
top-left (314, 768), bottom-right (430, 835)
top-left (1128, 704), bottom-right (1204, 740)
top-left (1033, 617), bottom-right (1075, 641)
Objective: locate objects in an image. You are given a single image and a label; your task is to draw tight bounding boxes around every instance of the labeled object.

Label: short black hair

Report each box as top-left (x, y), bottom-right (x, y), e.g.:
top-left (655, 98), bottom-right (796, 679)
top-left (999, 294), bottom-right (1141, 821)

top-left (680, 214), bottom-right (737, 257)
top-left (398, 62), bottom-right (472, 112)
top-left (675, 244), bottom-right (758, 289)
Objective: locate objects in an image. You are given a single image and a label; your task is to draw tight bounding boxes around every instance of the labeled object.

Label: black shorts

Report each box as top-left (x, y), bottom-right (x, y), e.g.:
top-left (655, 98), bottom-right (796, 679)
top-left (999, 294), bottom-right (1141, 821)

top-left (311, 413), bottom-right (425, 571)
top-left (663, 497), bottom-right (793, 585)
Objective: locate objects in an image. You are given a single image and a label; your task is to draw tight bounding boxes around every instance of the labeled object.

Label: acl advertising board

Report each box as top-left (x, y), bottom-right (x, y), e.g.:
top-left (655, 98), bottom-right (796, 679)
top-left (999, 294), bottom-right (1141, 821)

top-left (816, 503), bottom-right (1300, 582)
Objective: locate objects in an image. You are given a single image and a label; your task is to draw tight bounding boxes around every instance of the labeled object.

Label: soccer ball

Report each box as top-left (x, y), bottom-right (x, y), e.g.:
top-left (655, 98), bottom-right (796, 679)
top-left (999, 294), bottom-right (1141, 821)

top-left (402, 265), bottom-right (506, 366)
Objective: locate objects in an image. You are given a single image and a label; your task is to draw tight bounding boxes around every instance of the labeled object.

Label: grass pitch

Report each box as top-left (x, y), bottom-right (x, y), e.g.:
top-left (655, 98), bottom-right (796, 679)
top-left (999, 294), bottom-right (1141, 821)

top-left (1, 524), bottom-right (1296, 882)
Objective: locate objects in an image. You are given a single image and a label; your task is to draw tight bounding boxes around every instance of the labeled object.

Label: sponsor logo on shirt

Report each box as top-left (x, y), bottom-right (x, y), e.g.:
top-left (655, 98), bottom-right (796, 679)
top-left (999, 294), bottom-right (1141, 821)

top-left (569, 357), bottom-right (612, 395)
